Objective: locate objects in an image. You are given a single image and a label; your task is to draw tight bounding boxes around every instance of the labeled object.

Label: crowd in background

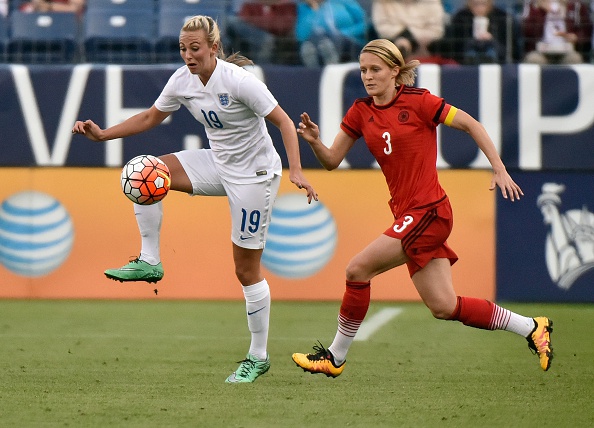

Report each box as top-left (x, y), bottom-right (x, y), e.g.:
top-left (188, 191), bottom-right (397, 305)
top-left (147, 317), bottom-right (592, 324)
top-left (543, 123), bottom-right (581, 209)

top-left (0, 0), bottom-right (593, 65)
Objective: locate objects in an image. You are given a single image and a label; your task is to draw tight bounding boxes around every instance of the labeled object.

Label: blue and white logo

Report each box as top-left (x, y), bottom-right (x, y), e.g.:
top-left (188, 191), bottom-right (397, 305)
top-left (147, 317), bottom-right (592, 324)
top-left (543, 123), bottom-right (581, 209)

top-left (218, 93), bottom-right (230, 106)
top-left (0, 191), bottom-right (74, 277)
top-left (538, 183), bottom-right (594, 290)
top-left (263, 193), bottom-right (337, 278)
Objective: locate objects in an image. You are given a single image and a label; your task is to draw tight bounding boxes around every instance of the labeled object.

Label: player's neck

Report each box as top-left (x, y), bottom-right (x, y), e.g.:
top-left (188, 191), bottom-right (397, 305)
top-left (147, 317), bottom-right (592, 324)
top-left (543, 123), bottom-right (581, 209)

top-left (374, 87), bottom-right (398, 106)
top-left (198, 58), bottom-right (218, 86)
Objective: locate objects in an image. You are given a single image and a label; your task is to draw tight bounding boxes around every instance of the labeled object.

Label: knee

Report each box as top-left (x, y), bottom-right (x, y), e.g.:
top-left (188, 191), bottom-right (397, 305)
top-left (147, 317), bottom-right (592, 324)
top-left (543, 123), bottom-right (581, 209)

top-left (235, 266), bottom-right (260, 286)
top-left (426, 300), bottom-right (457, 320)
top-left (345, 259), bottom-right (369, 283)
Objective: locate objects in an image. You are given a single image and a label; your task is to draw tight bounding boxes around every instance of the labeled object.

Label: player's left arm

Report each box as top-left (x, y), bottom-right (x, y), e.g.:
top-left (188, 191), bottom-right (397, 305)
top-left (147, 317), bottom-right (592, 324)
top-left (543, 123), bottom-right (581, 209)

top-left (446, 107), bottom-right (524, 201)
top-left (266, 105), bottom-right (318, 203)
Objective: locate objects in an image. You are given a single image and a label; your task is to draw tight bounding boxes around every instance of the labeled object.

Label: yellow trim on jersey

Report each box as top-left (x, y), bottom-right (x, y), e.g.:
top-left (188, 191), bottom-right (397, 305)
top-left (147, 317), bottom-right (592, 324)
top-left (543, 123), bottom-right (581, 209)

top-left (444, 106), bottom-right (458, 126)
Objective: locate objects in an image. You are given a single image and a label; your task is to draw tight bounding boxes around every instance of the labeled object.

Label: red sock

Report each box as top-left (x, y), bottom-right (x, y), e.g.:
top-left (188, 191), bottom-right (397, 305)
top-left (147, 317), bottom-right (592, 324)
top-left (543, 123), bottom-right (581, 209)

top-left (337, 280), bottom-right (371, 338)
top-left (448, 296), bottom-right (496, 330)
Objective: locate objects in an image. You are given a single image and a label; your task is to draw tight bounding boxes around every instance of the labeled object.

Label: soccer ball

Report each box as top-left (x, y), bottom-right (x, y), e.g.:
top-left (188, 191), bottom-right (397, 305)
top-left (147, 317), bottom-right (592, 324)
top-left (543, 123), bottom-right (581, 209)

top-left (120, 155), bottom-right (171, 205)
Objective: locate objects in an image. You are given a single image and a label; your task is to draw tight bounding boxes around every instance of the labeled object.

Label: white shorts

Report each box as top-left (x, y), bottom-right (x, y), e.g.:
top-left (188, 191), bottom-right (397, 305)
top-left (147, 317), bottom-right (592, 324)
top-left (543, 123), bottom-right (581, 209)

top-left (173, 149), bottom-right (281, 250)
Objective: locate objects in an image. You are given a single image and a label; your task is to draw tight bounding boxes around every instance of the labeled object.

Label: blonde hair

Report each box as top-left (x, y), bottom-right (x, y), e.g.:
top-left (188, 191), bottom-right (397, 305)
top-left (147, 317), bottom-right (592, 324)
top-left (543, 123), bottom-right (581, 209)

top-left (181, 15), bottom-right (254, 67)
top-left (360, 39), bottom-right (420, 86)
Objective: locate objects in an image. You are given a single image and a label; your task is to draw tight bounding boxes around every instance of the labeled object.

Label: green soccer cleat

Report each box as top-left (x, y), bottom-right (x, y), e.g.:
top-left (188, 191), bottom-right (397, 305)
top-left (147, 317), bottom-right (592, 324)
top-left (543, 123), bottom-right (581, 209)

top-left (292, 341), bottom-right (345, 378)
top-left (527, 317), bottom-right (553, 371)
top-left (225, 353), bottom-right (270, 383)
top-left (104, 257), bottom-right (164, 283)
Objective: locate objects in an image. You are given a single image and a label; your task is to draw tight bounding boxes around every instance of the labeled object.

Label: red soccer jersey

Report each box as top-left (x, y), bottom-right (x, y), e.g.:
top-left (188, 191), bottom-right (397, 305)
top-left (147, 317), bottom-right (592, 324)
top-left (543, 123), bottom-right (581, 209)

top-left (341, 85), bottom-right (453, 218)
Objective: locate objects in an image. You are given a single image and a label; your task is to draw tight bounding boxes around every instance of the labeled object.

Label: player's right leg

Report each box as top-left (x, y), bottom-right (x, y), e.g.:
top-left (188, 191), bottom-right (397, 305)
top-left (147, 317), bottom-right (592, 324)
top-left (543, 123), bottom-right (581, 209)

top-left (104, 203), bottom-right (165, 283)
top-left (292, 341), bottom-right (345, 378)
top-left (105, 151), bottom-right (224, 283)
top-left (293, 234), bottom-right (408, 377)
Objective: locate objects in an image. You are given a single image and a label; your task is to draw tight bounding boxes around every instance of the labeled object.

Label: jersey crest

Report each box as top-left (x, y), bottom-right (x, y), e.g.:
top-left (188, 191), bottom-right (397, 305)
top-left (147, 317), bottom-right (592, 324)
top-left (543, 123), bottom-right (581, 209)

top-left (218, 93), bottom-right (230, 106)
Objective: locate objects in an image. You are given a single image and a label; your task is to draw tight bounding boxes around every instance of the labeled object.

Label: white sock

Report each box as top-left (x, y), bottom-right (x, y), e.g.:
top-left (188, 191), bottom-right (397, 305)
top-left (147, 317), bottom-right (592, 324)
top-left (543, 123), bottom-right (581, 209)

top-left (505, 312), bottom-right (535, 337)
top-left (492, 306), bottom-right (535, 337)
top-left (134, 202), bottom-right (162, 265)
top-left (243, 279), bottom-right (270, 361)
top-left (328, 329), bottom-right (353, 366)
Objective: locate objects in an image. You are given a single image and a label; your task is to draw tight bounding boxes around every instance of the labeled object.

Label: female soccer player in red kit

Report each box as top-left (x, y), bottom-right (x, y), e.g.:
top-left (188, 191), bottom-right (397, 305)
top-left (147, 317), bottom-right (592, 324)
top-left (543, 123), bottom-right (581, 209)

top-left (292, 38), bottom-right (553, 376)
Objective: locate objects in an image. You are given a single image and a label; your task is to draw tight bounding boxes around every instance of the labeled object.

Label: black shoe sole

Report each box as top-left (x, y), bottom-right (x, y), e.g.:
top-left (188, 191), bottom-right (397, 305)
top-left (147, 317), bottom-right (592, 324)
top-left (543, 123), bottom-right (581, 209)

top-left (104, 274), bottom-right (162, 284)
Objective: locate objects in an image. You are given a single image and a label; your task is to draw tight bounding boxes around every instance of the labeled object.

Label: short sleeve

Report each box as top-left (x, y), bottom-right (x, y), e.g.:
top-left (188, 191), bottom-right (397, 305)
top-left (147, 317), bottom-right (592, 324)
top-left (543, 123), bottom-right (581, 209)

top-left (235, 72), bottom-right (278, 118)
top-left (154, 73), bottom-right (183, 113)
top-left (340, 102), bottom-right (364, 139)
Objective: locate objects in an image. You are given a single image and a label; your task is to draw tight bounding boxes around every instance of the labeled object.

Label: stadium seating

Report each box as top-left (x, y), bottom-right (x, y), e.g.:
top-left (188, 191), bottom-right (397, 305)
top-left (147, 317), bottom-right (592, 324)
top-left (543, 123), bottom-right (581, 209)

top-left (0, 15), bottom-right (8, 62)
top-left (83, 9), bottom-right (155, 63)
top-left (158, 0), bottom-right (227, 26)
top-left (154, 9), bottom-right (191, 63)
top-left (154, 0), bottom-right (228, 63)
top-left (158, 0), bottom-right (224, 14)
top-left (7, 11), bottom-right (80, 64)
top-left (86, 0), bottom-right (156, 13)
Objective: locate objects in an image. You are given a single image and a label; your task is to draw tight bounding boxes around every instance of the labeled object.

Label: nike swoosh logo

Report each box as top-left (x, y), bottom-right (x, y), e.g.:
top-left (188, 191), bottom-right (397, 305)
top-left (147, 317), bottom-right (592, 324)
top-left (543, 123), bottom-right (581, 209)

top-left (184, 96), bottom-right (194, 100)
top-left (248, 306), bottom-right (266, 315)
top-left (239, 235), bottom-right (250, 240)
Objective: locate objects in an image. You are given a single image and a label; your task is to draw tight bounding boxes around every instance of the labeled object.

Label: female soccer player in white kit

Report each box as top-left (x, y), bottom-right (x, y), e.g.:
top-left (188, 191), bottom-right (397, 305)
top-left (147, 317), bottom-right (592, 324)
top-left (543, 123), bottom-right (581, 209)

top-left (72, 15), bottom-right (317, 383)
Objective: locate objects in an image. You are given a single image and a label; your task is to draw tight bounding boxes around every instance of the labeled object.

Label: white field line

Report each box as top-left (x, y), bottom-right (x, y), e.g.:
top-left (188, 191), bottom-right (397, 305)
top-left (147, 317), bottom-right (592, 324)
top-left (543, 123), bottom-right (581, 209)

top-left (354, 307), bottom-right (403, 342)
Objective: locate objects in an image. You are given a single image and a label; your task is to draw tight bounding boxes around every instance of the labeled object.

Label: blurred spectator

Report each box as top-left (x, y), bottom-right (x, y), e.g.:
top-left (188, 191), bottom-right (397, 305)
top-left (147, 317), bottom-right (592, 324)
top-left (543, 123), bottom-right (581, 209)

top-left (522, 0), bottom-right (592, 64)
top-left (445, 0), bottom-right (519, 64)
top-left (371, 0), bottom-right (445, 60)
top-left (0, 0), bottom-right (7, 17)
top-left (226, 0), bottom-right (298, 65)
top-left (18, 0), bottom-right (85, 14)
top-left (295, 0), bottom-right (368, 67)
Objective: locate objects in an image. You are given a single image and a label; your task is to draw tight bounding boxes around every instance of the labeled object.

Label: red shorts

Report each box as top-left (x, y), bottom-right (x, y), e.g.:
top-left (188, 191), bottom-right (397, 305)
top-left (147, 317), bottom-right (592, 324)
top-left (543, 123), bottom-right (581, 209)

top-left (384, 196), bottom-right (458, 277)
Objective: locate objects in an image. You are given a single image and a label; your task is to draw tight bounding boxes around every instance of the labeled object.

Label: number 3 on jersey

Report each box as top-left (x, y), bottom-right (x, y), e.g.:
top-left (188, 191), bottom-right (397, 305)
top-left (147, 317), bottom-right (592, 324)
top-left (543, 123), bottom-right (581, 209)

top-left (382, 131), bottom-right (392, 155)
top-left (393, 215), bottom-right (413, 233)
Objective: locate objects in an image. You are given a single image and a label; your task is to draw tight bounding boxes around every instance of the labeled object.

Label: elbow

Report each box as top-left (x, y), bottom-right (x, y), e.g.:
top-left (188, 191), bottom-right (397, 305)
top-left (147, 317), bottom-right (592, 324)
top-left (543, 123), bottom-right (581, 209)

top-left (322, 161), bottom-right (339, 171)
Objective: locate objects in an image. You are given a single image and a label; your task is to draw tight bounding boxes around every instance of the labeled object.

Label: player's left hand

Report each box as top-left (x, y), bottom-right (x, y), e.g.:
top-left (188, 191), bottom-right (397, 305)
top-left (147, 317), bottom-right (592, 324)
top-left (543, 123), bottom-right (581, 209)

top-left (490, 168), bottom-right (523, 201)
top-left (290, 170), bottom-right (318, 204)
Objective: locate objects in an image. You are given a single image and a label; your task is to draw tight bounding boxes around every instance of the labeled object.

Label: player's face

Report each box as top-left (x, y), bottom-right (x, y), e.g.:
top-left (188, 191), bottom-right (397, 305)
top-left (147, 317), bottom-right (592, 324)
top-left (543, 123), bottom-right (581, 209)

top-left (179, 30), bottom-right (217, 76)
top-left (359, 52), bottom-right (398, 101)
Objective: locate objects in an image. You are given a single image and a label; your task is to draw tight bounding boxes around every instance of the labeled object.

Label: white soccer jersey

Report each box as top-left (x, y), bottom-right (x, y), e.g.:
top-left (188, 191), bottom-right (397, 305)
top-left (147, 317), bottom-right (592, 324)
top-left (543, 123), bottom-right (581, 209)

top-left (154, 59), bottom-right (282, 183)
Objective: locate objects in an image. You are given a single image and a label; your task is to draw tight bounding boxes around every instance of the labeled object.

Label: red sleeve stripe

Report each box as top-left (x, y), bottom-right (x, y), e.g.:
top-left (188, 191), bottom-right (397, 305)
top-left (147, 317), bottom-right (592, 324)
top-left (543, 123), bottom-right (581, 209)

top-left (433, 99), bottom-right (446, 123)
top-left (340, 121), bottom-right (361, 139)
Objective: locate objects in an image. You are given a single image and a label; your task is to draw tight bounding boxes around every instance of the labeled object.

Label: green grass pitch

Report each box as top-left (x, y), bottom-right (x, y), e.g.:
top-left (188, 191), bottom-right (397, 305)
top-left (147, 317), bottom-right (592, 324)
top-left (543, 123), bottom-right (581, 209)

top-left (0, 300), bottom-right (592, 427)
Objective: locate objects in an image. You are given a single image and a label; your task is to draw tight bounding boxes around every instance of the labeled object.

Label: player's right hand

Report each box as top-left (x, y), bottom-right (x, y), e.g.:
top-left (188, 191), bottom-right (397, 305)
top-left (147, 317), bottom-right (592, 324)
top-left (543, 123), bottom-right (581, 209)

top-left (297, 112), bottom-right (320, 144)
top-left (71, 120), bottom-right (104, 142)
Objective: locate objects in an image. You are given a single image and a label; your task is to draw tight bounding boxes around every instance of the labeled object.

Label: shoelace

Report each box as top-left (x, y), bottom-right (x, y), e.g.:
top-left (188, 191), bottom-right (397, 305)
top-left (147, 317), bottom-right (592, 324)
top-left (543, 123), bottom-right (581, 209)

top-left (307, 341), bottom-right (332, 361)
top-left (527, 327), bottom-right (550, 354)
top-left (236, 358), bottom-right (258, 377)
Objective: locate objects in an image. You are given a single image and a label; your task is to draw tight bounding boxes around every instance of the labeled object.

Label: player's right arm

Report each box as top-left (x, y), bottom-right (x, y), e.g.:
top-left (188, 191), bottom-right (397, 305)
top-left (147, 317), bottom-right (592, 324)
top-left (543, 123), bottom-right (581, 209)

top-left (71, 106), bottom-right (171, 142)
top-left (297, 112), bottom-right (356, 171)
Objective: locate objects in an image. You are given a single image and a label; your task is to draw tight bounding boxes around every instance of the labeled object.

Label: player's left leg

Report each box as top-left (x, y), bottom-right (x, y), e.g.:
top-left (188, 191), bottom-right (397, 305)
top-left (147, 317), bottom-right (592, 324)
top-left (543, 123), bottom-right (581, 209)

top-left (225, 245), bottom-right (271, 383)
top-left (412, 258), bottom-right (553, 371)
top-left (224, 176), bottom-right (280, 383)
